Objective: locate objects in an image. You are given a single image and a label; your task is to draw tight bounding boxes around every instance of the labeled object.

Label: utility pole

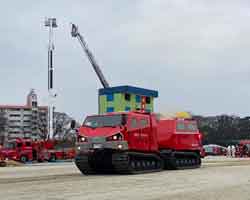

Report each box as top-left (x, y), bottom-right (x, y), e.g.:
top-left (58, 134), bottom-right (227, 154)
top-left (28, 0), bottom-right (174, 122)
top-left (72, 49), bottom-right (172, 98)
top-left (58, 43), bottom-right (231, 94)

top-left (45, 18), bottom-right (57, 139)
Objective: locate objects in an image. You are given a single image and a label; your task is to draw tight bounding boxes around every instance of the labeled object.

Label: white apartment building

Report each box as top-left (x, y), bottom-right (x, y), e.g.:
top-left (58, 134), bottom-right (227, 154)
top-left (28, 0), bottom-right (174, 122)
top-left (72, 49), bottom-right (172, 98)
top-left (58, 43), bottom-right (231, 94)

top-left (0, 89), bottom-right (48, 140)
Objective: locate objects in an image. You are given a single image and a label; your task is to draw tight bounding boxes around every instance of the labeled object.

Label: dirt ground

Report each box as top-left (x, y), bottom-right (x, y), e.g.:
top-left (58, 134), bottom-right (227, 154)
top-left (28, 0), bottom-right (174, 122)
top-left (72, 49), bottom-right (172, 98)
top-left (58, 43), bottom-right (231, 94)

top-left (0, 157), bottom-right (250, 200)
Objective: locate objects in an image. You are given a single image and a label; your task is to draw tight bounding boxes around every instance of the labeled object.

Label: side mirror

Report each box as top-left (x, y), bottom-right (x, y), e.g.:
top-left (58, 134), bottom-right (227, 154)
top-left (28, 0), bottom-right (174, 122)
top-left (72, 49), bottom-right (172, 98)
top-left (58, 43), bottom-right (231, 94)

top-left (70, 120), bottom-right (76, 129)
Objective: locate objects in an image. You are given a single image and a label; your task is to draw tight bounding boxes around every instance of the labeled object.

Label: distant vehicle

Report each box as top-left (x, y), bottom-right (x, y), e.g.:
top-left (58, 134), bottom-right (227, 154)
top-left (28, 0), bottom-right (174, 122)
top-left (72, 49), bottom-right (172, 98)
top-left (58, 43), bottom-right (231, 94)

top-left (74, 111), bottom-right (203, 174)
top-left (203, 144), bottom-right (227, 156)
top-left (0, 138), bottom-right (75, 163)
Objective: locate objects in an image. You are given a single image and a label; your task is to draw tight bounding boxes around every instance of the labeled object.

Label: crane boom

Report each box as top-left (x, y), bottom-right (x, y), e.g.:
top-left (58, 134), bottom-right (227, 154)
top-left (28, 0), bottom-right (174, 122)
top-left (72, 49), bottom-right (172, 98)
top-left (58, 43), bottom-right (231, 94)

top-left (71, 24), bottom-right (110, 88)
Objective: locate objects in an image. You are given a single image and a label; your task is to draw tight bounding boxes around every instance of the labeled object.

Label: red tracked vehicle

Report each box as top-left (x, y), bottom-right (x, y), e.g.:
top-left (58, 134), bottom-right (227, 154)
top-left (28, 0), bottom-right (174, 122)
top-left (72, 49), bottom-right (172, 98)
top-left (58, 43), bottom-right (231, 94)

top-left (75, 111), bottom-right (203, 174)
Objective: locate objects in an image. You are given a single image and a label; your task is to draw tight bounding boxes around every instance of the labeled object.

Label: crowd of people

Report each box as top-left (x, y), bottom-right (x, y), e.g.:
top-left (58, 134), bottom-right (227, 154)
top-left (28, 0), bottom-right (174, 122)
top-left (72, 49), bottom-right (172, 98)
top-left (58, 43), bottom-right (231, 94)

top-left (227, 144), bottom-right (250, 157)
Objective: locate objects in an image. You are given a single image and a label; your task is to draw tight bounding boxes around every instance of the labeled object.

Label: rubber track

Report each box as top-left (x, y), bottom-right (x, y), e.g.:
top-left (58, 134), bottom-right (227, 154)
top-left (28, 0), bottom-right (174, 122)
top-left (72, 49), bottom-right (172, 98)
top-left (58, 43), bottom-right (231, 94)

top-left (75, 156), bottom-right (96, 175)
top-left (164, 152), bottom-right (201, 170)
top-left (112, 152), bottom-right (164, 174)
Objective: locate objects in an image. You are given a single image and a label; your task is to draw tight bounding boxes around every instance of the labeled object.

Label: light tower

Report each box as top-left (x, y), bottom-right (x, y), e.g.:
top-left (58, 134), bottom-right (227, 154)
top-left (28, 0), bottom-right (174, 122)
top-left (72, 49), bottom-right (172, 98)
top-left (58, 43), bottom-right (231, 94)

top-left (45, 18), bottom-right (57, 139)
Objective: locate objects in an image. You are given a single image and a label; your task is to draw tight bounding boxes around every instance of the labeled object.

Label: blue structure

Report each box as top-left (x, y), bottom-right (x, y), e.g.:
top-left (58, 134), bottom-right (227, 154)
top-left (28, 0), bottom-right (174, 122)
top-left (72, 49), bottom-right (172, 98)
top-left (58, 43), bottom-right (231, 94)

top-left (98, 85), bottom-right (158, 114)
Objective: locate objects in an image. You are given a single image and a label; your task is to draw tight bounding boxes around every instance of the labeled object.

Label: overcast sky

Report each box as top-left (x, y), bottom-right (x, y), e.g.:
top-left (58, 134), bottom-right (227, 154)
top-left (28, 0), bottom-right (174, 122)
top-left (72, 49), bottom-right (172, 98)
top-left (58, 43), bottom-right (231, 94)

top-left (1, 0), bottom-right (250, 121)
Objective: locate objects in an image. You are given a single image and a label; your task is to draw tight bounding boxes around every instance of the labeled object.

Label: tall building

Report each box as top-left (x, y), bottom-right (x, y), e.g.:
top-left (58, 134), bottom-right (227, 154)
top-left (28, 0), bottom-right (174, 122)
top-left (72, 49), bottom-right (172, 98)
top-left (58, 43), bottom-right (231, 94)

top-left (0, 89), bottom-right (48, 140)
top-left (98, 85), bottom-right (158, 114)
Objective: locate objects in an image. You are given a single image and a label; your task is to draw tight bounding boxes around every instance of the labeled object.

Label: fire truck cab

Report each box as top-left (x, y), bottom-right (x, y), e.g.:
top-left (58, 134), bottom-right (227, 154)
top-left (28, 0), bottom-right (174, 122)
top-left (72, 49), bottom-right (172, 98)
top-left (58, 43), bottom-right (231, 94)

top-left (0, 138), bottom-right (34, 162)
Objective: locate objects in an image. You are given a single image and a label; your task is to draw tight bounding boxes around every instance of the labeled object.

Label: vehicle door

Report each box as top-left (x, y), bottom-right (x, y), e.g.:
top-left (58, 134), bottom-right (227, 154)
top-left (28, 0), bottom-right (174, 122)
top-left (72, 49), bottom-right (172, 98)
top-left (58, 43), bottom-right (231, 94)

top-left (5, 142), bottom-right (17, 158)
top-left (15, 142), bottom-right (23, 159)
top-left (127, 115), bottom-right (141, 150)
top-left (138, 116), bottom-right (150, 151)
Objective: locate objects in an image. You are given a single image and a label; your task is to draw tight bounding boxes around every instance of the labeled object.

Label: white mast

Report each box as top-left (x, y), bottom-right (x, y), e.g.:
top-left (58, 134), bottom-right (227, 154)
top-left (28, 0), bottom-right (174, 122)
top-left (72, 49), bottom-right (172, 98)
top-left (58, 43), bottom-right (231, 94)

top-left (45, 18), bottom-right (57, 139)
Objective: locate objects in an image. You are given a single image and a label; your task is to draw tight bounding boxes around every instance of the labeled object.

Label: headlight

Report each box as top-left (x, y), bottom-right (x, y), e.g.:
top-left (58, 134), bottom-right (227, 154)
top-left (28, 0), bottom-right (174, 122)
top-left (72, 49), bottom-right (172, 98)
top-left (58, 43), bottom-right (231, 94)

top-left (78, 135), bottom-right (88, 142)
top-left (107, 133), bottom-right (123, 141)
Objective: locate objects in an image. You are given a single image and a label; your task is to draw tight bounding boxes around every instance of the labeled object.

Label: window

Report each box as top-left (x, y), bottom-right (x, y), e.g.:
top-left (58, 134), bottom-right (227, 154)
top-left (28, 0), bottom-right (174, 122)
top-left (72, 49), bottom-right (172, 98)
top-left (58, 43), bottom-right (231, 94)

top-left (187, 123), bottom-right (198, 132)
top-left (32, 102), bottom-right (37, 107)
top-left (9, 126), bottom-right (20, 129)
top-left (10, 114), bottom-right (21, 117)
top-left (9, 120), bottom-right (21, 123)
top-left (136, 95), bottom-right (141, 103)
top-left (176, 122), bottom-right (185, 131)
top-left (136, 106), bottom-right (141, 111)
top-left (145, 97), bottom-right (151, 104)
top-left (106, 107), bottom-right (114, 113)
top-left (4, 142), bottom-right (16, 149)
top-left (140, 118), bottom-right (149, 128)
top-left (125, 107), bottom-right (131, 111)
top-left (10, 108), bottom-right (20, 111)
top-left (106, 94), bottom-right (114, 101)
top-left (9, 131), bottom-right (20, 134)
top-left (131, 118), bottom-right (138, 128)
top-left (83, 114), bottom-right (127, 128)
top-left (125, 93), bottom-right (131, 101)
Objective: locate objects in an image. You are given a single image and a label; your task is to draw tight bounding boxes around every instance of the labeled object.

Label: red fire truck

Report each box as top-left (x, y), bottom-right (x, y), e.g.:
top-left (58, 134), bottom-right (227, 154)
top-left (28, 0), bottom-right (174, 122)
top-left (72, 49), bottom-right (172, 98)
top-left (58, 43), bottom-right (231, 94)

top-left (0, 138), bottom-right (75, 163)
top-left (74, 111), bottom-right (203, 174)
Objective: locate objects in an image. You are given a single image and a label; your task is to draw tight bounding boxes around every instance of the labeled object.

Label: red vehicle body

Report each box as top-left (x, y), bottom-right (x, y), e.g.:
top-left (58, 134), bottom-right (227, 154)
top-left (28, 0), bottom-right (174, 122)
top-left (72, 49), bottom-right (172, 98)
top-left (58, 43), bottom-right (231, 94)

top-left (75, 111), bottom-right (203, 174)
top-left (0, 138), bottom-right (75, 163)
top-left (0, 139), bottom-right (34, 162)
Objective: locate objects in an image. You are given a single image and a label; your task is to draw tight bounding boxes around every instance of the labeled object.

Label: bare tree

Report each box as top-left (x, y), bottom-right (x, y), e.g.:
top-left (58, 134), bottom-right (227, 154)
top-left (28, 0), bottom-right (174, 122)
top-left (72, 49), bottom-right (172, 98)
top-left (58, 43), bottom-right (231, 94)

top-left (53, 112), bottom-right (71, 138)
top-left (37, 111), bottom-right (78, 142)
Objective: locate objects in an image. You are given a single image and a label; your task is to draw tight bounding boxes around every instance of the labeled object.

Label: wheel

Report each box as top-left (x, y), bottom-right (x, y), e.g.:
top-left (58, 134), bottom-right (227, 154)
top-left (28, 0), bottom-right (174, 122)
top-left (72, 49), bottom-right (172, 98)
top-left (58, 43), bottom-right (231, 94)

top-left (130, 160), bottom-right (136, 169)
top-left (176, 159), bottom-right (180, 166)
top-left (157, 160), bottom-right (162, 169)
top-left (136, 161), bottom-right (141, 169)
top-left (20, 155), bottom-right (28, 163)
top-left (151, 161), bottom-right (156, 168)
top-left (49, 154), bottom-right (57, 162)
top-left (0, 161), bottom-right (7, 167)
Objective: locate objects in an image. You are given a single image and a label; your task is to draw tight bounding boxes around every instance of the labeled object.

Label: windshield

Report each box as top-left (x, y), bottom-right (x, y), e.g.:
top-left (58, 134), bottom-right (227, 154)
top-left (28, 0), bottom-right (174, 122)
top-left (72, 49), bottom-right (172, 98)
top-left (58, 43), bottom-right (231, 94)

top-left (4, 142), bottom-right (16, 149)
top-left (83, 114), bottom-right (127, 128)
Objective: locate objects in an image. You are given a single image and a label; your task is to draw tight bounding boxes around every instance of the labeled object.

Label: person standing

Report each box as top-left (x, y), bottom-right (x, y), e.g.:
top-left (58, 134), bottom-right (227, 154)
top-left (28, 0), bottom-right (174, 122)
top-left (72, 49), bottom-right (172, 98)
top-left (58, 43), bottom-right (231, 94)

top-left (231, 145), bottom-right (236, 157)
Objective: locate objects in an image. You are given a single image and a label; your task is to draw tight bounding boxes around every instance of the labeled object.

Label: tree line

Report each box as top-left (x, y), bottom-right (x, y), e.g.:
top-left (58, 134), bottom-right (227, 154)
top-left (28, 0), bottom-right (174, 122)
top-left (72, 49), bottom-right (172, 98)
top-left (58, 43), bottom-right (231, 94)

top-left (194, 115), bottom-right (250, 146)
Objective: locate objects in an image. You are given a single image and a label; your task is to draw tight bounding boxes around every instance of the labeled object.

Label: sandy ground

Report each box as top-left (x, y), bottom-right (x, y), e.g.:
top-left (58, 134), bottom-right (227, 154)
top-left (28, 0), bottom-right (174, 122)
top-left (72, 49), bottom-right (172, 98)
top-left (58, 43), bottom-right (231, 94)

top-left (0, 157), bottom-right (250, 200)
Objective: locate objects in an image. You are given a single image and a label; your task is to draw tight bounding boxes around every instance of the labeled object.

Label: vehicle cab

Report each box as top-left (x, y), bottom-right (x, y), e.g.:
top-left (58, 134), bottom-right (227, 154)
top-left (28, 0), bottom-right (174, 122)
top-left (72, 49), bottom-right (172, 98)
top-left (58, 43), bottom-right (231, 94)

top-left (0, 138), bottom-right (33, 162)
top-left (76, 111), bottom-right (158, 153)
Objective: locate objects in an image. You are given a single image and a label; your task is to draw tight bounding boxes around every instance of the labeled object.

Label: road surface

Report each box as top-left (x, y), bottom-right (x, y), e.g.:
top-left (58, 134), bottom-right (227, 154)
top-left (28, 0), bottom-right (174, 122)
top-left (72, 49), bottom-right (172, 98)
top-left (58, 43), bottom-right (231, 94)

top-left (0, 157), bottom-right (250, 200)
